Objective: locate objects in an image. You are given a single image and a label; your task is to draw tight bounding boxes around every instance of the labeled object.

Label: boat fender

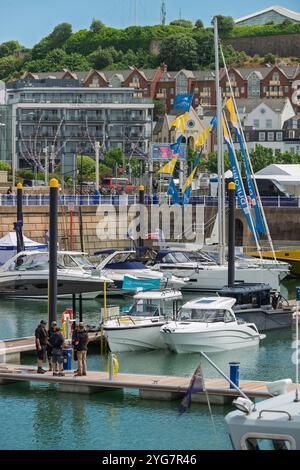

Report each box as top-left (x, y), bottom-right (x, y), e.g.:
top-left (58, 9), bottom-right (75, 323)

top-left (106, 354), bottom-right (119, 376)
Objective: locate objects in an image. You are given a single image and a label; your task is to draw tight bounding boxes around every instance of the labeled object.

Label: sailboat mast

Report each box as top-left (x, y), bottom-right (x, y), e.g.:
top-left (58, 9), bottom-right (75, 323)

top-left (214, 17), bottom-right (226, 265)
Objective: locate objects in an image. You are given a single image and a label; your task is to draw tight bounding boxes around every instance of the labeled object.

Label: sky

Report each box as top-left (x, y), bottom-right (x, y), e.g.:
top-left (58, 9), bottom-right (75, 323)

top-left (0, 0), bottom-right (300, 47)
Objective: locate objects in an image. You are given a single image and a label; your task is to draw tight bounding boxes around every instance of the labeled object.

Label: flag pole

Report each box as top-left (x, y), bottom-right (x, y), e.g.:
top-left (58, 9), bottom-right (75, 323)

top-left (214, 16), bottom-right (226, 266)
top-left (220, 46), bottom-right (277, 264)
top-left (199, 350), bottom-right (252, 403)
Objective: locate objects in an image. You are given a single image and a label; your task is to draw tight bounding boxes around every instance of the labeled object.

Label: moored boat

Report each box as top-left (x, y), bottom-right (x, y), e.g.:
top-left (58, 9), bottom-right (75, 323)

top-left (160, 297), bottom-right (264, 354)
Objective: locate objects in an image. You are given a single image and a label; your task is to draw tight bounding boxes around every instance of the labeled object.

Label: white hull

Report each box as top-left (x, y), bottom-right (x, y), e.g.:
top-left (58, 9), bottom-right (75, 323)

top-left (161, 327), bottom-right (260, 353)
top-left (155, 265), bottom-right (281, 291)
top-left (104, 322), bottom-right (166, 352)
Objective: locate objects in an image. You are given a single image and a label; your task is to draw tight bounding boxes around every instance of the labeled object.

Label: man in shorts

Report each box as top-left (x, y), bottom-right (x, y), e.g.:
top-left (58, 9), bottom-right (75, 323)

top-left (35, 320), bottom-right (48, 374)
top-left (50, 327), bottom-right (65, 376)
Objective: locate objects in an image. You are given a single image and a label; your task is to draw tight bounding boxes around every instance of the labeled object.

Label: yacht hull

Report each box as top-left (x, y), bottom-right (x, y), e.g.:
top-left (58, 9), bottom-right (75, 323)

top-left (234, 308), bottom-right (293, 331)
top-left (0, 274), bottom-right (104, 299)
top-left (104, 322), bottom-right (166, 352)
top-left (161, 327), bottom-right (260, 353)
top-left (156, 266), bottom-right (282, 291)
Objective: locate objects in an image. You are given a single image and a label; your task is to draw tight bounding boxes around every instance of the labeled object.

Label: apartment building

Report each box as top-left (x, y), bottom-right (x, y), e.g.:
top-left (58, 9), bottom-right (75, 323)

top-left (2, 78), bottom-right (154, 171)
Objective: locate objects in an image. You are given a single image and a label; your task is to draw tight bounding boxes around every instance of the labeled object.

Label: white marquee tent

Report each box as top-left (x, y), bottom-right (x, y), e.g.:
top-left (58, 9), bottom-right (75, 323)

top-left (0, 232), bottom-right (47, 265)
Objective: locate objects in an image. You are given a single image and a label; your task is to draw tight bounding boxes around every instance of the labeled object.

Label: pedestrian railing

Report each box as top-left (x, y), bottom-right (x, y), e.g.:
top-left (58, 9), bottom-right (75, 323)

top-left (1, 194), bottom-right (300, 208)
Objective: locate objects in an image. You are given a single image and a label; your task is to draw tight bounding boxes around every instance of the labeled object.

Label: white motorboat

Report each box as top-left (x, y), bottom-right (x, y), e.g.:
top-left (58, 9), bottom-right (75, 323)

top-left (226, 385), bottom-right (300, 450)
top-left (0, 251), bottom-right (112, 299)
top-left (160, 297), bottom-right (264, 354)
top-left (150, 249), bottom-right (284, 291)
top-left (96, 249), bottom-right (187, 294)
top-left (103, 289), bottom-right (182, 352)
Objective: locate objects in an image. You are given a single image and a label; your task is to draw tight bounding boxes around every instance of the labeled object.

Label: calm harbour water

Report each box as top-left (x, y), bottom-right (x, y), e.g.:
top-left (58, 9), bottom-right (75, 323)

top-left (0, 278), bottom-right (298, 450)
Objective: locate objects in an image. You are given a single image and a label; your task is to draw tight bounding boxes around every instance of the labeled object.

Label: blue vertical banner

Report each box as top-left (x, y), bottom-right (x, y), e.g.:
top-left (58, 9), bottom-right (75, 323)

top-left (222, 116), bottom-right (260, 241)
top-left (226, 98), bottom-right (266, 236)
top-left (167, 178), bottom-right (180, 205)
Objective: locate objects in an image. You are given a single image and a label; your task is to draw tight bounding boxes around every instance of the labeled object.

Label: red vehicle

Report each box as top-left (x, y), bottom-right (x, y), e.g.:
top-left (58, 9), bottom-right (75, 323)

top-left (101, 177), bottom-right (135, 194)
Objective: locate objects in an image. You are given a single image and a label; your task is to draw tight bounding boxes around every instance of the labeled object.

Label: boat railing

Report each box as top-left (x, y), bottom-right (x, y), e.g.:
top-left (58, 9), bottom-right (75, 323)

top-left (258, 410), bottom-right (293, 421)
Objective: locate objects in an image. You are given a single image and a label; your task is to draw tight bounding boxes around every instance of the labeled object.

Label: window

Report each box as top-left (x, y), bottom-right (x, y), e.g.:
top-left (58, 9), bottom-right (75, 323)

top-left (176, 72), bottom-right (188, 94)
top-left (170, 88), bottom-right (174, 94)
top-left (259, 132), bottom-right (265, 141)
top-left (276, 132), bottom-right (283, 141)
top-left (267, 132), bottom-right (274, 141)
top-left (272, 72), bottom-right (280, 82)
top-left (266, 119), bottom-right (272, 128)
top-left (170, 98), bottom-right (174, 105)
top-left (241, 87), bottom-right (245, 94)
top-left (285, 86), bottom-right (289, 93)
top-left (194, 87), bottom-right (199, 94)
top-left (253, 119), bottom-right (260, 128)
top-left (242, 434), bottom-right (295, 451)
top-left (292, 119), bottom-right (298, 129)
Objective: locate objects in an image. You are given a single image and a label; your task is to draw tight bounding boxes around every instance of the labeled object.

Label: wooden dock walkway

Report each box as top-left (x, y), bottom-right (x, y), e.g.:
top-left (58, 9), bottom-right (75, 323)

top-left (0, 363), bottom-right (296, 404)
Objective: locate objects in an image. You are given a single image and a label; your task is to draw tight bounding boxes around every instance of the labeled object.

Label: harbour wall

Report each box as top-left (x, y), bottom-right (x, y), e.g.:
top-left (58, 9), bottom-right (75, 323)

top-left (0, 205), bottom-right (299, 256)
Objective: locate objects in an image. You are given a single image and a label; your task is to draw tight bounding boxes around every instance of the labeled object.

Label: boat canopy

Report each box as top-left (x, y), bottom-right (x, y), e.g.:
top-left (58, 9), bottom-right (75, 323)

top-left (182, 297), bottom-right (236, 311)
top-left (133, 289), bottom-right (182, 301)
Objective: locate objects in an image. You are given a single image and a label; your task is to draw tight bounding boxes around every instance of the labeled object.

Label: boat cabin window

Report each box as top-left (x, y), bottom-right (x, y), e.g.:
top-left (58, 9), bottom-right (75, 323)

top-left (59, 254), bottom-right (78, 268)
top-left (69, 254), bottom-right (94, 269)
top-left (128, 300), bottom-right (160, 317)
top-left (181, 309), bottom-right (234, 323)
top-left (107, 253), bottom-right (136, 265)
top-left (14, 254), bottom-right (49, 271)
top-left (162, 252), bottom-right (191, 264)
top-left (243, 436), bottom-right (294, 451)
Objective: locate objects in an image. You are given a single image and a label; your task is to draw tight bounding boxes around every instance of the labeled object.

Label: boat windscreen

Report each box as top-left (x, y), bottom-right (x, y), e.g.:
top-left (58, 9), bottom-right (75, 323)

top-left (128, 302), bottom-right (159, 317)
top-left (181, 309), bottom-right (232, 322)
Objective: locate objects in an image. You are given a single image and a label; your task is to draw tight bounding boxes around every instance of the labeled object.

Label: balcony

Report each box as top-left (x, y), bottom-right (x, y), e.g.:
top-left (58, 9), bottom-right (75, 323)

top-left (269, 80), bottom-right (281, 86)
top-left (226, 81), bottom-right (236, 87)
top-left (156, 93), bottom-right (166, 99)
top-left (200, 92), bottom-right (211, 97)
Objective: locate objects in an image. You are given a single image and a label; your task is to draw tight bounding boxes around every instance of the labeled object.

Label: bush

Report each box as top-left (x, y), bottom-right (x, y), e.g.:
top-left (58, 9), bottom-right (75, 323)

top-left (0, 161), bottom-right (11, 172)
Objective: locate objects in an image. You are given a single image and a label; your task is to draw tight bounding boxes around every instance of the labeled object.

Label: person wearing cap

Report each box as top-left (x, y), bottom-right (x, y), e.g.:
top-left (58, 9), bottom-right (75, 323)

top-left (47, 321), bottom-right (57, 372)
top-left (49, 327), bottom-right (66, 376)
top-left (74, 323), bottom-right (89, 376)
top-left (35, 320), bottom-right (49, 374)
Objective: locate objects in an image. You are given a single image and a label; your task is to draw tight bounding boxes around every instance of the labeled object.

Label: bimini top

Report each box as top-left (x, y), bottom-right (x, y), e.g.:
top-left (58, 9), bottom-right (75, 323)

top-left (133, 289), bottom-right (182, 302)
top-left (182, 297), bottom-right (236, 311)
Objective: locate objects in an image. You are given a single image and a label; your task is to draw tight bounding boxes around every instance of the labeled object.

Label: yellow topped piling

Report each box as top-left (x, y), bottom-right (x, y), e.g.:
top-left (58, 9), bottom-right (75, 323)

top-left (139, 185), bottom-right (145, 191)
top-left (228, 182), bottom-right (236, 191)
top-left (50, 178), bottom-right (59, 188)
top-left (17, 182), bottom-right (23, 190)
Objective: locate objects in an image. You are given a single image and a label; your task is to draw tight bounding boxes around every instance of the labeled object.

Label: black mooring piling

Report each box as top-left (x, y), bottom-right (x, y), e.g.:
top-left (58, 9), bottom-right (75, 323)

top-left (48, 178), bottom-right (59, 324)
top-left (228, 182), bottom-right (236, 287)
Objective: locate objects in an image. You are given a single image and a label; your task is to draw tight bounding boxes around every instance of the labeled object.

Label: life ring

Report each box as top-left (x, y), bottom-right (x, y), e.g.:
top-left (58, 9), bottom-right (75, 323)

top-left (61, 309), bottom-right (74, 330)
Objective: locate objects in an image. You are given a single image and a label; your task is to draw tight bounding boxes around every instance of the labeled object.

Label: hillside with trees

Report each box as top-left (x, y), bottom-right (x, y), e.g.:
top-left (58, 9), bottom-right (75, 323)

top-left (1, 16), bottom-right (300, 82)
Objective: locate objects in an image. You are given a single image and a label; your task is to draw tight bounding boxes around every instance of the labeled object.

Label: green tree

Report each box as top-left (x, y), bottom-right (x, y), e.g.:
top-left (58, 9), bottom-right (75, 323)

top-left (194, 19), bottom-right (204, 29)
top-left (90, 19), bottom-right (105, 32)
top-left (249, 145), bottom-right (275, 172)
top-left (0, 55), bottom-right (23, 80)
top-left (0, 41), bottom-right (22, 58)
top-left (213, 15), bottom-right (235, 35)
top-left (159, 34), bottom-right (198, 69)
top-left (0, 161), bottom-right (11, 172)
top-left (264, 53), bottom-right (277, 64)
top-left (32, 23), bottom-right (72, 59)
top-left (88, 46), bottom-right (119, 69)
top-left (104, 148), bottom-right (124, 169)
top-left (170, 19), bottom-right (193, 29)
top-left (65, 53), bottom-right (90, 70)
top-left (153, 99), bottom-right (166, 119)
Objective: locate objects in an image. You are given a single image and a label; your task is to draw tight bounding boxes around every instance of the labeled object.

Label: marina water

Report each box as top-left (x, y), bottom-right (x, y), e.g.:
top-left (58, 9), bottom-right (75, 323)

top-left (0, 279), bottom-right (297, 450)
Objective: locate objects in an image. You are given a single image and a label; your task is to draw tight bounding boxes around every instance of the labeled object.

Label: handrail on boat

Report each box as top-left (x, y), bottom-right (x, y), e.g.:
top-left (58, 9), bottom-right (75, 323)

top-left (258, 410), bottom-right (292, 421)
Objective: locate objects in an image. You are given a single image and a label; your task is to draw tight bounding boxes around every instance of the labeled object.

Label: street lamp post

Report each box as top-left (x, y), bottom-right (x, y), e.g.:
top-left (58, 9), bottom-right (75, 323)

top-left (95, 141), bottom-right (100, 192)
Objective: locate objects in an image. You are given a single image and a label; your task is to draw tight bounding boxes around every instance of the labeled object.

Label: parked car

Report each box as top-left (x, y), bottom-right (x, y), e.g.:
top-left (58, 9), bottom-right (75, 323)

top-left (23, 179), bottom-right (46, 187)
top-left (101, 178), bottom-right (135, 194)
